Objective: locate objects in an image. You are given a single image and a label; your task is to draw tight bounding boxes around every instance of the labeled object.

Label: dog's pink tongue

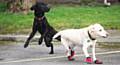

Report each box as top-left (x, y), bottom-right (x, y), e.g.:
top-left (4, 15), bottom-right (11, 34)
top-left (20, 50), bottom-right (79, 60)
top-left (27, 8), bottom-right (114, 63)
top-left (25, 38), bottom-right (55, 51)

top-left (84, 57), bottom-right (93, 64)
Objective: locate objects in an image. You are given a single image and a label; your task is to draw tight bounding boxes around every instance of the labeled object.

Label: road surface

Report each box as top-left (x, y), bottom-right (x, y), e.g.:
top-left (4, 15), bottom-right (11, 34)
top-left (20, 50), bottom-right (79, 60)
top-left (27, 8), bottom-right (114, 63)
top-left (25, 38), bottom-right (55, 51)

top-left (0, 42), bottom-right (120, 65)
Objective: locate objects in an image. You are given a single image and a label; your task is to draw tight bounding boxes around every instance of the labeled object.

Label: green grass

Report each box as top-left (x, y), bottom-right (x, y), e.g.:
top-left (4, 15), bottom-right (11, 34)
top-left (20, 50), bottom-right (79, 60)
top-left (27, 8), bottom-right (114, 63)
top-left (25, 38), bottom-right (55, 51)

top-left (0, 12), bottom-right (33, 34)
top-left (0, 5), bottom-right (120, 34)
top-left (48, 5), bottom-right (120, 30)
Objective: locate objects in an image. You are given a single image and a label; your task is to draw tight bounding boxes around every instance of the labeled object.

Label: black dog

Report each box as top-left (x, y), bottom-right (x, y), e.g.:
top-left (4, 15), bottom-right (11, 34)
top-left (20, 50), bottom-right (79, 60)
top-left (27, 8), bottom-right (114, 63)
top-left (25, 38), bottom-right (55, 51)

top-left (24, 2), bottom-right (60, 54)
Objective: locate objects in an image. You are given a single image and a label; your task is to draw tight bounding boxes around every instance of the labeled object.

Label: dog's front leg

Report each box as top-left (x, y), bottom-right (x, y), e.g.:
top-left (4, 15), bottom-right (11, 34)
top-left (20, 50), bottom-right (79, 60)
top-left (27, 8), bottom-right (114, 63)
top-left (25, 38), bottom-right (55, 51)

top-left (24, 29), bottom-right (37, 48)
top-left (92, 41), bottom-right (96, 61)
top-left (92, 41), bottom-right (103, 64)
top-left (83, 43), bottom-right (92, 64)
top-left (83, 44), bottom-right (90, 58)
top-left (38, 35), bottom-right (44, 45)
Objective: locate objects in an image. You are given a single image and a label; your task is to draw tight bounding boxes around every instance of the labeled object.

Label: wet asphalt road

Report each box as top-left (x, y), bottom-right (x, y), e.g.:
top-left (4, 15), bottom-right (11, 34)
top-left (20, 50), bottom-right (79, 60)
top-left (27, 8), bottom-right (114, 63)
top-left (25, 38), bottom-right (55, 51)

top-left (0, 42), bottom-right (120, 65)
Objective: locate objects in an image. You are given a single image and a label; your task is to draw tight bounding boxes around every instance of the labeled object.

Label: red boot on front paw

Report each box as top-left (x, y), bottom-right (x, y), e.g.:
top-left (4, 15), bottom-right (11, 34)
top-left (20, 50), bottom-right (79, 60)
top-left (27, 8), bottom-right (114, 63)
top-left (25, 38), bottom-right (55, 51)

top-left (94, 60), bottom-right (103, 64)
top-left (68, 56), bottom-right (75, 61)
top-left (84, 57), bottom-right (93, 64)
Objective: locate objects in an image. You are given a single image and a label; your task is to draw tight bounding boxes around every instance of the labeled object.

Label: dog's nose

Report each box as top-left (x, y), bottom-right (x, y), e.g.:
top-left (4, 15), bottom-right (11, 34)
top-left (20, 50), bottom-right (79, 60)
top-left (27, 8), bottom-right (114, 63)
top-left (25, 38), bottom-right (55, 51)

top-left (105, 33), bottom-right (109, 38)
top-left (102, 33), bottom-right (109, 38)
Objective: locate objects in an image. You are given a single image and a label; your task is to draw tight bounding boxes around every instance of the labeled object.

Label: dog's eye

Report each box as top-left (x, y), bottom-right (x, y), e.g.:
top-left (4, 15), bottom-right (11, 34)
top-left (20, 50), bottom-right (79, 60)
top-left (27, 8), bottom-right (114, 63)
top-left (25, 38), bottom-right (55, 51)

top-left (99, 29), bottom-right (102, 31)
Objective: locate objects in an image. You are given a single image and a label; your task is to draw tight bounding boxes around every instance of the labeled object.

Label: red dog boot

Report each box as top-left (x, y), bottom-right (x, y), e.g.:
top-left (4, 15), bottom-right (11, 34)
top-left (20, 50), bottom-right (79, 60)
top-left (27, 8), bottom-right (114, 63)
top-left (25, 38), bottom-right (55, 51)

top-left (84, 57), bottom-right (93, 64)
top-left (68, 56), bottom-right (75, 61)
top-left (94, 60), bottom-right (103, 64)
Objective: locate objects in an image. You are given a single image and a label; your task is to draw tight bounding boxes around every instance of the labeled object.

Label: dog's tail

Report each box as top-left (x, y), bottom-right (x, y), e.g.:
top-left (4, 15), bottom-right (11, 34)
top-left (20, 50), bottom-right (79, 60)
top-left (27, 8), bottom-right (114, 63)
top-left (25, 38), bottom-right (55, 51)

top-left (53, 32), bottom-right (61, 40)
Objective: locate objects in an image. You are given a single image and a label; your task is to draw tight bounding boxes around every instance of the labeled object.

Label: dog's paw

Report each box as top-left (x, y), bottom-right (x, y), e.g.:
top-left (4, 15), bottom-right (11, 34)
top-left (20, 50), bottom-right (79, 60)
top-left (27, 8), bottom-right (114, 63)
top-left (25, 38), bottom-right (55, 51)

top-left (24, 44), bottom-right (28, 48)
top-left (84, 57), bottom-right (93, 64)
top-left (49, 51), bottom-right (54, 54)
top-left (38, 43), bottom-right (42, 45)
top-left (38, 40), bottom-right (42, 45)
top-left (24, 45), bottom-right (28, 48)
top-left (94, 60), bottom-right (103, 64)
top-left (68, 56), bottom-right (75, 61)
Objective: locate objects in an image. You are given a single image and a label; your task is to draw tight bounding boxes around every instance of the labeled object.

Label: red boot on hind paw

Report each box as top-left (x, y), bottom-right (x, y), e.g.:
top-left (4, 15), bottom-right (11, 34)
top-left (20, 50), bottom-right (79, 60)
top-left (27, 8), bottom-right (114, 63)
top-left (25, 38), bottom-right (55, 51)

top-left (84, 57), bottom-right (93, 64)
top-left (94, 60), bottom-right (103, 64)
top-left (71, 51), bottom-right (75, 57)
top-left (68, 56), bottom-right (75, 61)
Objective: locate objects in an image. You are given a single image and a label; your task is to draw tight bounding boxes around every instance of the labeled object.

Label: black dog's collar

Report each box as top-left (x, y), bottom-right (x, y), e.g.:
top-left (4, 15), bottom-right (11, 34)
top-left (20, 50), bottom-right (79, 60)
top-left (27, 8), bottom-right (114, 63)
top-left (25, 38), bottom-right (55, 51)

top-left (88, 30), bottom-right (96, 40)
top-left (35, 16), bottom-right (45, 21)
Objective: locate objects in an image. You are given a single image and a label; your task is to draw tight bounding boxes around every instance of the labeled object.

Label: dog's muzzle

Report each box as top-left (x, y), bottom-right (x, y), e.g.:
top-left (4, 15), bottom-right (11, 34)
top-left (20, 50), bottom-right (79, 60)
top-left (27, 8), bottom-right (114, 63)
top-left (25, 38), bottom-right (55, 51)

top-left (102, 33), bottom-right (109, 38)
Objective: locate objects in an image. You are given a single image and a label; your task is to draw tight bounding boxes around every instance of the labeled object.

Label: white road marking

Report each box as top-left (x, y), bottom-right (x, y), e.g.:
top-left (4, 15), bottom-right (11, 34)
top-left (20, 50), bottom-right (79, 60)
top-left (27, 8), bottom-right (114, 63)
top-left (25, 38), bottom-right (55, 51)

top-left (0, 51), bottom-right (120, 64)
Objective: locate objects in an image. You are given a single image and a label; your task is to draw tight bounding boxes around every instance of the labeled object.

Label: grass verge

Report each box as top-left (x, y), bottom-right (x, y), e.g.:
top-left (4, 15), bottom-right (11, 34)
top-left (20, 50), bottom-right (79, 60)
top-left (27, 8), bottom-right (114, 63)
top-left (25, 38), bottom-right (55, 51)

top-left (0, 5), bottom-right (120, 34)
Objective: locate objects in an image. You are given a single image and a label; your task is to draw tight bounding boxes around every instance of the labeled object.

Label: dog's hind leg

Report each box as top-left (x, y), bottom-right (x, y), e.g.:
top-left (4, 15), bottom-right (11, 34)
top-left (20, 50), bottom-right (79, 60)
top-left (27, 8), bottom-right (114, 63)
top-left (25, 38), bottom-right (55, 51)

top-left (44, 37), bottom-right (54, 54)
top-left (49, 43), bottom-right (54, 54)
top-left (69, 45), bottom-right (75, 60)
top-left (61, 38), bottom-right (74, 61)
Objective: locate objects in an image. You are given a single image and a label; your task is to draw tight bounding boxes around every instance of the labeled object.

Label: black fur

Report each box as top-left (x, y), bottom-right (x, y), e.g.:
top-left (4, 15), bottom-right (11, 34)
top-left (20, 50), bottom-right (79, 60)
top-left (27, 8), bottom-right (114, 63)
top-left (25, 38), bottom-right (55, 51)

top-left (24, 2), bottom-right (60, 54)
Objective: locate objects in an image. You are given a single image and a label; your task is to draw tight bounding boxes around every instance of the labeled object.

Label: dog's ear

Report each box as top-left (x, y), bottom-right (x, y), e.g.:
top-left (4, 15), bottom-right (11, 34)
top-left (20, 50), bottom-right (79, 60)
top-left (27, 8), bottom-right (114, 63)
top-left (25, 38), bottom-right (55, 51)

top-left (30, 5), bottom-right (36, 11)
top-left (89, 25), bottom-right (95, 33)
top-left (42, 4), bottom-right (51, 12)
top-left (46, 4), bottom-right (51, 12)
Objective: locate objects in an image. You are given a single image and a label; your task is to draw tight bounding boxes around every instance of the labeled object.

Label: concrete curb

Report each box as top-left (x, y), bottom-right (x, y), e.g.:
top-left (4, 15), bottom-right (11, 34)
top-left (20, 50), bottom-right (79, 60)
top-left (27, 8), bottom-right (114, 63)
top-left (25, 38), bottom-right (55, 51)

top-left (0, 35), bottom-right (39, 42)
top-left (0, 35), bottom-right (120, 43)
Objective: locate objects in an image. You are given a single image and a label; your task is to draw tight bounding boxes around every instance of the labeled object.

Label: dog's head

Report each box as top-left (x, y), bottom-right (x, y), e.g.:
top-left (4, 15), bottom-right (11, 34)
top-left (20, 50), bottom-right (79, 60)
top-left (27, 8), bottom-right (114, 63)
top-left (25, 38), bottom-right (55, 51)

top-left (31, 2), bottom-right (50, 17)
top-left (89, 23), bottom-right (109, 38)
top-left (31, 2), bottom-right (50, 12)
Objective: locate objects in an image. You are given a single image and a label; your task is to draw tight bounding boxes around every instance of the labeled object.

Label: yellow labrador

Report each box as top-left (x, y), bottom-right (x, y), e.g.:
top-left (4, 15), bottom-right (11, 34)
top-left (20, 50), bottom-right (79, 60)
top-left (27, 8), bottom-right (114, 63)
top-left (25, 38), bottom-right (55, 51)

top-left (53, 23), bottom-right (108, 64)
